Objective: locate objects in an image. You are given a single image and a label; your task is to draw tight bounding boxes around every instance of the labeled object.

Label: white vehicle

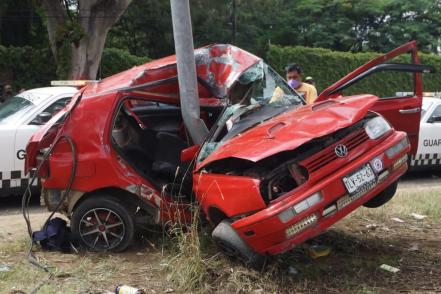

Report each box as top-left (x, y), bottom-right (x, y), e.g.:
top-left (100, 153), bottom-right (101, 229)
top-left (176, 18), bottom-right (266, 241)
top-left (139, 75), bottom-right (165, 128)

top-left (409, 95), bottom-right (441, 170)
top-left (0, 86), bottom-right (78, 197)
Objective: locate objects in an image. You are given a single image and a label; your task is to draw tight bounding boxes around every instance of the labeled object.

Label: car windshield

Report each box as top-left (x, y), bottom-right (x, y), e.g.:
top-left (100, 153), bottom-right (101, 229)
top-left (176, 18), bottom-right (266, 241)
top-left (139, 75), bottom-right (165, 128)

top-left (197, 61), bottom-right (304, 162)
top-left (0, 95), bottom-right (37, 124)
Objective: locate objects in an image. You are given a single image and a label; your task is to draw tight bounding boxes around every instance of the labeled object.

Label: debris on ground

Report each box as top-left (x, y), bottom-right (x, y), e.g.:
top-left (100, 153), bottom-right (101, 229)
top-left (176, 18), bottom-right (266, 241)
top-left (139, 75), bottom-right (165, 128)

top-left (287, 266), bottom-right (299, 276)
top-left (408, 243), bottom-right (420, 251)
top-left (0, 264), bottom-right (11, 272)
top-left (391, 217), bottom-right (405, 223)
top-left (304, 244), bottom-right (332, 259)
top-left (411, 213), bottom-right (427, 220)
top-left (366, 223), bottom-right (378, 229)
top-left (115, 284), bottom-right (146, 294)
top-left (379, 264), bottom-right (400, 273)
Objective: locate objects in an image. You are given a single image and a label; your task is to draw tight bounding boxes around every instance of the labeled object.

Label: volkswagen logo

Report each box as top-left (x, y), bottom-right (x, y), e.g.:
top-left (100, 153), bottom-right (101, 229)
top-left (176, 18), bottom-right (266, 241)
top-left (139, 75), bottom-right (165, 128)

top-left (335, 144), bottom-right (348, 158)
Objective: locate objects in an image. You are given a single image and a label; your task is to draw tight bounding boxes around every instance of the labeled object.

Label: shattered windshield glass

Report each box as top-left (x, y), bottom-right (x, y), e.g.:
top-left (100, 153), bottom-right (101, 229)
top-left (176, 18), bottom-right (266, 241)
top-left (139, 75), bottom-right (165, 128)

top-left (198, 61), bottom-right (304, 162)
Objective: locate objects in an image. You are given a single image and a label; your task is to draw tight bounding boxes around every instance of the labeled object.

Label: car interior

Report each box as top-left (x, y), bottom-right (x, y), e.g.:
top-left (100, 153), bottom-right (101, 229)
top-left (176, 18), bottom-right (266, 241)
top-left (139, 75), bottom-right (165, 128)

top-left (111, 98), bottom-right (223, 197)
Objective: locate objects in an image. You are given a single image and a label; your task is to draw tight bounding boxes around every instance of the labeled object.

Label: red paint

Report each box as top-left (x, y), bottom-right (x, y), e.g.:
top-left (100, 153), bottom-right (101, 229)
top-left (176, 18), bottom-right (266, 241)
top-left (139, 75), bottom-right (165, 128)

top-left (317, 41), bottom-right (423, 154)
top-left (196, 95), bottom-right (378, 169)
top-left (26, 43), bottom-right (418, 256)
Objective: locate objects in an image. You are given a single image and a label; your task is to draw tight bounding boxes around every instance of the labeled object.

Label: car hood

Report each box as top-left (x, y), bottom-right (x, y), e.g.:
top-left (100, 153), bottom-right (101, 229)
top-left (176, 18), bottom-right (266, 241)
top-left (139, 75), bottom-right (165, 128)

top-left (196, 94), bottom-right (378, 170)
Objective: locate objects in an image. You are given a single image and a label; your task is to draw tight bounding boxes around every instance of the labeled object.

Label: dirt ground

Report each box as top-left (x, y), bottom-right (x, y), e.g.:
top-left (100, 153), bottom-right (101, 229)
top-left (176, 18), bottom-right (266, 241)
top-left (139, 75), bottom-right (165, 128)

top-left (0, 177), bottom-right (440, 293)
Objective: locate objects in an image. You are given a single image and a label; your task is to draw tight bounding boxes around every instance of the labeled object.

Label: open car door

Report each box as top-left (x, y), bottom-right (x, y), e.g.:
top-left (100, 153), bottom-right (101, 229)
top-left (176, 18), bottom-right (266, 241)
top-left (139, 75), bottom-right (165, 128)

top-left (316, 41), bottom-right (434, 154)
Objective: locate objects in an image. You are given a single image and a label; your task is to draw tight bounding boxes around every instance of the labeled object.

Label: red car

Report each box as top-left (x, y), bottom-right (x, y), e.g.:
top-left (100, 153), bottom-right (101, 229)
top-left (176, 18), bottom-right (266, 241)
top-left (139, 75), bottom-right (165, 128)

top-left (26, 41), bottom-right (431, 269)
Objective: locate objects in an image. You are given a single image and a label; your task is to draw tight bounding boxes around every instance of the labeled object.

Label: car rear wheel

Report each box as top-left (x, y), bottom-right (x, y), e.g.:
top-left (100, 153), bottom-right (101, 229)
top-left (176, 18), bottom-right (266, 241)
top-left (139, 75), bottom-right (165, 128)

top-left (363, 181), bottom-right (398, 208)
top-left (212, 220), bottom-right (266, 270)
top-left (71, 196), bottom-right (134, 252)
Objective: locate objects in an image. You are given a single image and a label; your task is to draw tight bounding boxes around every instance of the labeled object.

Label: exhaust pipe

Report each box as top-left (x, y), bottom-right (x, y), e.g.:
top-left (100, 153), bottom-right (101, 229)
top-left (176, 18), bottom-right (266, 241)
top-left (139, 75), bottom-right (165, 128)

top-left (170, 0), bottom-right (208, 145)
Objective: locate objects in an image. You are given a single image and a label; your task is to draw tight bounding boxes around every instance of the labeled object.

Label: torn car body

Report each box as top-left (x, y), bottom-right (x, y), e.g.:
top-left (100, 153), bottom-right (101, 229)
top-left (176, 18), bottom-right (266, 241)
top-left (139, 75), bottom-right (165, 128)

top-left (26, 42), bottom-right (429, 265)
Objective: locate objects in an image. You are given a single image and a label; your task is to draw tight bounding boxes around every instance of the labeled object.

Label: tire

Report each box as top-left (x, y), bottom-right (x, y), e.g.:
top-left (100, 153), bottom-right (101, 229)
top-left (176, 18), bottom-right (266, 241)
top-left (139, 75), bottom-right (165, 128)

top-left (71, 196), bottom-right (135, 252)
top-left (212, 220), bottom-right (266, 271)
top-left (363, 181), bottom-right (398, 208)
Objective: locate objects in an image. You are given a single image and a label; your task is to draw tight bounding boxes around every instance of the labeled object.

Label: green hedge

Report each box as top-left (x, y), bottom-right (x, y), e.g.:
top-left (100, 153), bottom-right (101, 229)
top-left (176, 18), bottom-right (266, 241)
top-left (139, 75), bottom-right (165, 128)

top-left (0, 46), bottom-right (149, 90)
top-left (267, 45), bottom-right (441, 97)
top-left (0, 46), bottom-right (57, 90)
top-left (100, 48), bottom-right (150, 78)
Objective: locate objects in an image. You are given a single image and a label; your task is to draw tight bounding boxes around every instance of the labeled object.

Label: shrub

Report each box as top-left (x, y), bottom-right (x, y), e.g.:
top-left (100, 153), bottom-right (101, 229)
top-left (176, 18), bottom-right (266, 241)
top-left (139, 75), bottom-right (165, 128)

top-left (100, 48), bottom-right (150, 78)
top-left (267, 45), bottom-right (441, 97)
top-left (0, 45), bottom-right (149, 90)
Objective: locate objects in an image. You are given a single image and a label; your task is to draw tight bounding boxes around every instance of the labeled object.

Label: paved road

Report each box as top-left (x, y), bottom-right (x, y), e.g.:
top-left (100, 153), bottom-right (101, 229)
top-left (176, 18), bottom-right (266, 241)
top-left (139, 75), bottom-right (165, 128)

top-left (398, 170), bottom-right (441, 190)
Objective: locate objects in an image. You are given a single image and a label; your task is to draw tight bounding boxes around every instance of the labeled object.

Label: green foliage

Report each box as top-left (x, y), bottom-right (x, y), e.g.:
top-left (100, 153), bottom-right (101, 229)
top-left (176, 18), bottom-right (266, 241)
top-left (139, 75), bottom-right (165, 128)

top-left (100, 48), bottom-right (150, 78)
top-left (0, 45), bottom-right (56, 89)
top-left (267, 45), bottom-right (441, 97)
top-left (0, 0), bottom-right (48, 48)
top-left (0, 46), bottom-right (149, 89)
top-left (107, 0), bottom-right (441, 60)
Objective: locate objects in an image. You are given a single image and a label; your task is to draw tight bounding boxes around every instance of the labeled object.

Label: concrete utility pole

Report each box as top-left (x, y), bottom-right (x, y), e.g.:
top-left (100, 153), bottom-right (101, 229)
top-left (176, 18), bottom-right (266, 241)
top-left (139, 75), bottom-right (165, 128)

top-left (170, 0), bottom-right (208, 145)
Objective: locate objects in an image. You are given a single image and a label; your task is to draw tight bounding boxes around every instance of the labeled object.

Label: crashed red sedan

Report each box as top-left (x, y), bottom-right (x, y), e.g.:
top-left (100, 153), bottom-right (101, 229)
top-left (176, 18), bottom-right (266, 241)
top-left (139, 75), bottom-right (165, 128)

top-left (26, 41), bottom-right (431, 268)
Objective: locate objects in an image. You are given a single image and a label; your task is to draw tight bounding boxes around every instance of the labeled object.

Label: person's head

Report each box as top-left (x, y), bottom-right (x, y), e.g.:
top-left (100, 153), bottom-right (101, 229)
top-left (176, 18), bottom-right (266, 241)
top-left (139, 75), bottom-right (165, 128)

top-left (3, 84), bottom-right (12, 96)
top-left (285, 64), bottom-right (303, 89)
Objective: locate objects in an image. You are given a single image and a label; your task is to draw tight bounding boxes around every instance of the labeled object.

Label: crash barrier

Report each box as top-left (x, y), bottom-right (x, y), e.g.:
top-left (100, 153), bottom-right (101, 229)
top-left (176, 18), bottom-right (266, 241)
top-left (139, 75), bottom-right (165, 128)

top-left (267, 45), bottom-right (441, 97)
top-left (0, 46), bottom-right (149, 89)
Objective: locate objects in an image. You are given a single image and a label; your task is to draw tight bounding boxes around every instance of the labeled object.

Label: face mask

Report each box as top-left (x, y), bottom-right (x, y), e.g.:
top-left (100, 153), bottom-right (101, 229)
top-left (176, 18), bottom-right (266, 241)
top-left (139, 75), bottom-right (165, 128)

top-left (288, 79), bottom-right (300, 89)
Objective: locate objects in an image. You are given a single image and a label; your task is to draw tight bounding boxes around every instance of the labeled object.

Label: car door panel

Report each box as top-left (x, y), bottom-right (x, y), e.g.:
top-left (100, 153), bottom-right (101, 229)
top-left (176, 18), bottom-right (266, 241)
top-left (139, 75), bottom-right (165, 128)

top-left (0, 128), bottom-right (17, 194)
top-left (417, 104), bottom-right (441, 169)
top-left (14, 125), bottom-right (39, 171)
top-left (370, 96), bottom-right (421, 154)
top-left (317, 41), bottom-right (433, 154)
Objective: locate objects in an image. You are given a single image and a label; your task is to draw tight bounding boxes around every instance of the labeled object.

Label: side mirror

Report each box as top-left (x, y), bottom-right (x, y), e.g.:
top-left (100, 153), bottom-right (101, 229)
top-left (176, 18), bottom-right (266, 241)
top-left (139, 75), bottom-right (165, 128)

top-left (428, 115), bottom-right (441, 123)
top-left (32, 112), bottom-right (52, 125)
top-left (180, 145), bottom-right (200, 162)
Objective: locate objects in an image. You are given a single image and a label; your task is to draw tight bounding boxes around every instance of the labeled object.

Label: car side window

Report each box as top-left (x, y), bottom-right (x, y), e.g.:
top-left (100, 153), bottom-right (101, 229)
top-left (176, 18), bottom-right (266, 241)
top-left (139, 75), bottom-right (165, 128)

top-left (29, 97), bottom-right (72, 125)
top-left (429, 104), bottom-right (441, 123)
top-left (42, 97), bottom-right (72, 116)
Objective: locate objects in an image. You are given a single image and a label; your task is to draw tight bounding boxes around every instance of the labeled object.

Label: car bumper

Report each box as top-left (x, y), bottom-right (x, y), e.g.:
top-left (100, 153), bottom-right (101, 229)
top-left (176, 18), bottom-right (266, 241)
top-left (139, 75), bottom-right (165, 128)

top-left (231, 131), bottom-right (410, 255)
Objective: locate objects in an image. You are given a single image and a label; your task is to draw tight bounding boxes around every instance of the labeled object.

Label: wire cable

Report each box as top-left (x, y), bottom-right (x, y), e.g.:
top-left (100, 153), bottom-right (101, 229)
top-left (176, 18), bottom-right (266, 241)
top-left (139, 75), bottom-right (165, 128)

top-left (21, 91), bottom-right (83, 273)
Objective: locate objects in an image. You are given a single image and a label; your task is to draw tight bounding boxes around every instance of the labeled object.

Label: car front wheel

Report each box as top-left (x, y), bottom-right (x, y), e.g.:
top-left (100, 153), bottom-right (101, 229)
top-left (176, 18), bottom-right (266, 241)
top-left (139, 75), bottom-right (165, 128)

top-left (212, 220), bottom-right (266, 270)
top-left (71, 196), bottom-right (134, 252)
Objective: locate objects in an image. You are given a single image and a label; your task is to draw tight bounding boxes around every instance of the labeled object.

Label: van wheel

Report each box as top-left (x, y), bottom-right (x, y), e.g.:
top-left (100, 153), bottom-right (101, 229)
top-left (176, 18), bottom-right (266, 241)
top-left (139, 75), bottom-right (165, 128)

top-left (212, 220), bottom-right (266, 271)
top-left (71, 196), bottom-right (134, 252)
top-left (363, 181), bottom-right (398, 208)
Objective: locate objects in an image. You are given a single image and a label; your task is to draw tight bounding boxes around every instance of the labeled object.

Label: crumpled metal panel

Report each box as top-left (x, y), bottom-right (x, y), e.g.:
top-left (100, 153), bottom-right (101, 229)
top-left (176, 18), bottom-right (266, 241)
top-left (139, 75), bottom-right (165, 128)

top-left (196, 94), bottom-right (379, 169)
top-left (83, 44), bottom-right (261, 104)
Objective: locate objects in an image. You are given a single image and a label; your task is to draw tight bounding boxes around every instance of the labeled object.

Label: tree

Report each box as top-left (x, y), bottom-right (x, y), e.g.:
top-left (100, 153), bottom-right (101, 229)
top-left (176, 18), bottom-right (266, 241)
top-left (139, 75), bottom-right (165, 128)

top-left (38, 0), bottom-right (132, 79)
top-left (0, 0), bottom-right (48, 48)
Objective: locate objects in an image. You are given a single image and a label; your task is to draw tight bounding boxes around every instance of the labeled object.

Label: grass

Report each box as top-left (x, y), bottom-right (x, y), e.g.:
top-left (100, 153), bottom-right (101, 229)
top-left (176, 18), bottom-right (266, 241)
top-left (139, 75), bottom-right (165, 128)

top-left (355, 187), bottom-right (441, 221)
top-left (161, 187), bottom-right (441, 293)
top-left (0, 238), bottom-right (141, 294)
top-left (1, 187), bottom-right (440, 293)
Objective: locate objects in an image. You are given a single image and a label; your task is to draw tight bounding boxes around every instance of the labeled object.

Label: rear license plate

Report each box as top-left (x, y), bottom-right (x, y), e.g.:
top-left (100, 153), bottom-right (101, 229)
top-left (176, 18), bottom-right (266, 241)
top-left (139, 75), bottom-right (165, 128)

top-left (342, 164), bottom-right (376, 194)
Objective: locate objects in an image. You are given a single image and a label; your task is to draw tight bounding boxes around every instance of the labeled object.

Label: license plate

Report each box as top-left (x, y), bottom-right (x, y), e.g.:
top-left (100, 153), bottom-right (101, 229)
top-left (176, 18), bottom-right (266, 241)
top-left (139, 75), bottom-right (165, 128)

top-left (342, 164), bottom-right (376, 194)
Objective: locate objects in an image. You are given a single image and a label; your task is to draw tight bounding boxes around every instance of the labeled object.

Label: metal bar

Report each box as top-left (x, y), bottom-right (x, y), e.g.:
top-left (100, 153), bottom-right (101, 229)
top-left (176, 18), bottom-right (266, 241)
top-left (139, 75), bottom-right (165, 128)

top-left (170, 0), bottom-right (208, 145)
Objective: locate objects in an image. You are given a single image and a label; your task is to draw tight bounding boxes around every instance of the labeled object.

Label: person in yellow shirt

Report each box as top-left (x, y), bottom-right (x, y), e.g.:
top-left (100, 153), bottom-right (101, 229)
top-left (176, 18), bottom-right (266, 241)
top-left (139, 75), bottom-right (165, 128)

top-left (285, 64), bottom-right (317, 104)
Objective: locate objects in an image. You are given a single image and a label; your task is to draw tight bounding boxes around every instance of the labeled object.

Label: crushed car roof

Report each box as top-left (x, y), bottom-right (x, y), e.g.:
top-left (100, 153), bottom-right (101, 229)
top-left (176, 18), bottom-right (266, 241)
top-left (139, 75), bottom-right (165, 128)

top-left (82, 44), bottom-right (261, 103)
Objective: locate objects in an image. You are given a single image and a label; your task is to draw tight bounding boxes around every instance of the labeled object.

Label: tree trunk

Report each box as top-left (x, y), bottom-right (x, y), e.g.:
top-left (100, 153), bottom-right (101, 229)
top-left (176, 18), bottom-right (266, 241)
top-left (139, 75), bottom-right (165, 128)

top-left (39, 0), bottom-right (132, 80)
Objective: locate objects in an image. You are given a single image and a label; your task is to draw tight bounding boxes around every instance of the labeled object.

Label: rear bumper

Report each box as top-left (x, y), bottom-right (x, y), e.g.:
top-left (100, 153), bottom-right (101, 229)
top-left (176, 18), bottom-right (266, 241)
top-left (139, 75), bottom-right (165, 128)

top-left (231, 131), bottom-right (409, 255)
